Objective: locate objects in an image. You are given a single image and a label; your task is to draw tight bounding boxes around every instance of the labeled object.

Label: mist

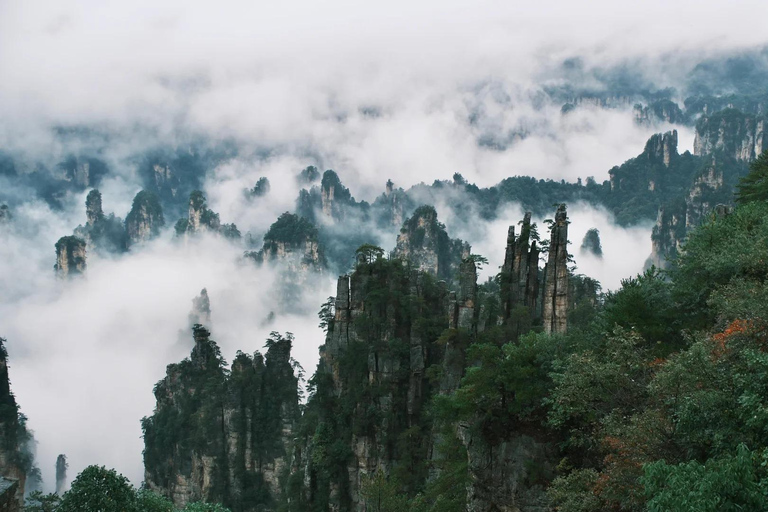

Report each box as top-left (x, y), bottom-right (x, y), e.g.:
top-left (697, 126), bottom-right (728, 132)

top-left (1, 0), bottom-right (766, 495)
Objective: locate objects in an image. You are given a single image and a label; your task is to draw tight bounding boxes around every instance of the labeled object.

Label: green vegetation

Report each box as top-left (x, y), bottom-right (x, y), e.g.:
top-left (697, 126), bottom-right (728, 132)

top-left (125, 190), bottom-right (165, 235)
top-left (24, 465), bottom-right (233, 512)
top-left (736, 149), bottom-right (768, 203)
top-left (263, 212), bottom-right (318, 245)
top-left (142, 326), bottom-right (301, 511)
top-left (244, 177), bottom-right (270, 199)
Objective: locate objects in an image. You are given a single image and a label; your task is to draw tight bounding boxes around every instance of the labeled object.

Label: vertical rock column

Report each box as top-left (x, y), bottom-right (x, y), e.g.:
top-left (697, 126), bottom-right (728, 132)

top-left (85, 190), bottom-right (103, 227)
top-left (54, 236), bottom-right (87, 278)
top-left (449, 258), bottom-right (477, 330)
top-left (55, 454), bottom-right (67, 496)
top-left (501, 212), bottom-right (540, 324)
top-left (542, 205), bottom-right (569, 334)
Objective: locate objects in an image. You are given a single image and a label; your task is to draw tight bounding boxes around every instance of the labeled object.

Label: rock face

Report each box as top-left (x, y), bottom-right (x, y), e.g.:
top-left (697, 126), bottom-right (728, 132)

top-left (188, 190), bottom-right (220, 234)
top-left (320, 170), bottom-right (353, 221)
top-left (54, 236), bottom-right (86, 278)
top-left (380, 180), bottom-right (413, 228)
top-left (72, 189), bottom-right (128, 254)
top-left (85, 189), bottom-right (103, 227)
top-left (542, 205), bottom-right (569, 334)
top-left (644, 130), bottom-right (678, 168)
top-left (176, 191), bottom-right (240, 240)
top-left (125, 190), bottom-right (165, 246)
top-left (649, 156), bottom-right (733, 269)
top-left (142, 326), bottom-right (300, 510)
top-left (580, 228), bottom-right (603, 257)
top-left (306, 258), bottom-right (451, 511)
top-left (55, 454), bottom-right (67, 496)
top-left (393, 205), bottom-right (470, 282)
top-left (633, 99), bottom-right (685, 125)
top-left (244, 177), bottom-right (270, 199)
top-left (254, 213), bottom-right (325, 272)
top-left (694, 109), bottom-right (765, 162)
top-left (0, 338), bottom-right (35, 508)
top-left (151, 163), bottom-right (179, 199)
top-left (500, 213), bottom-right (541, 328)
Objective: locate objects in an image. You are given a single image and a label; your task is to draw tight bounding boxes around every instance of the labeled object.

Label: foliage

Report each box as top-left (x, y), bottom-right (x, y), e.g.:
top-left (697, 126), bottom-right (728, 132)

top-left (736, 149), bottom-right (768, 203)
top-left (264, 212), bottom-right (318, 245)
top-left (642, 445), bottom-right (768, 512)
top-left (244, 177), bottom-right (271, 199)
top-left (24, 491), bottom-right (61, 512)
top-left (58, 465), bottom-right (137, 512)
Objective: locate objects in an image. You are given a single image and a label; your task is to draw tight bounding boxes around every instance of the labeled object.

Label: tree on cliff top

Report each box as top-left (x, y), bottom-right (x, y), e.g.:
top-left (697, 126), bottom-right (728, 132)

top-left (735, 149), bottom-right (768, 203)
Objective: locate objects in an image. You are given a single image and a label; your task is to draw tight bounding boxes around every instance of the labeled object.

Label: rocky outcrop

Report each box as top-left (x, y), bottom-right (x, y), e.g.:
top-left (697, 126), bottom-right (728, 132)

top-left (694, 109), bottom-right (765, 162)
top-left (297, 165), bottom-right (320, 184)
top-left (252, 213), bottom-right (325, 272)
top-left (85, 189), bottom-right (103, 227)
top-left (54, 236), bottom-right (86, 278)
top-left (648, 200), bottom-right (686, 270)
top-left (449, 258), bottom-right (477, 331)
top-left (542, 205), bottom-right (569, 334)
top-left (633, 99), bottom-right (685, 126)
top-left (649, 156), bottom-right (733, 269)
top-left (142, 326), bottom-right (300, 510)
top-left (244, 177), bottom-right (270, 199)
top-left (685, 159), bottom-right (725, 229)
top-left (125, 190), bottom-right (165, 246)
top-left (151, 163), bottom-right (179, 199)
top-left (580, 228), bottom-right (603, 257)
top-left (0, 338), bottom-right (36, 508)
top-left (175, 191), bottom-right (240, 240)
top-left (500, 213), bottom-right (541, 327)
top-left (72, 190), bottom-right (127, 254)
top-left (459, 426), bottom-right (553, 512)
top-left (314, 259), bottom-right (450, 511)
top-left (55, 454), bottom-right (67, 496)
top-left (320, 170), bottom-right (353, 222)
top-left (643, 130), bottom-right (678, 168)
top-left (394, 205), bottom-right (470, 282)
top-left (379, 180), bottom-right (413, 228)
top-left (0, 477), bottom-right (20, 512)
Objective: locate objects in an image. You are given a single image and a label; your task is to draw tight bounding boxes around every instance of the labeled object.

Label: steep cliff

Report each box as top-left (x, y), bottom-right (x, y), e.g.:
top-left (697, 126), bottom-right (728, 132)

top-left (542, 204), bottom-right (569, 334)
top-left (175, 191), bottom-right (240, 240)
top-left (500, 213), bottom-right (541, 330)
top-left (320, 170), bottom-right (354, 222)
top-left (125, 190), bottom-right (165, 247)
top-left (694, 108), bottom-right (765, 162)
top-left (376, 180), bottom-right (414, 228)
top-left (85, 189), bottom-right (103, 227)
top-left (249, 213), bottom-right (325, 272)
top-left (0, 338), bottom-right (37, 507)
top-left (648, 154), bottom-right (745, 269)
top-left (72, 189), bottom-right (128, 254)
top-left (56, 156), bottom-right (107, 190)
top-left (633, 99), bottom-right (686, 126)
top-left (55, 454), bottom-right (67, 496)
top-left (142, 326), bottom-right (300, 510)
top-left (393, 205), bottom-right (470, 282)
top-left (580, 228), bottom-right (602, 257)
top-left (293, 257), bottom-right (451, 511)
top-left (54, 236), bottom-right (86, 278)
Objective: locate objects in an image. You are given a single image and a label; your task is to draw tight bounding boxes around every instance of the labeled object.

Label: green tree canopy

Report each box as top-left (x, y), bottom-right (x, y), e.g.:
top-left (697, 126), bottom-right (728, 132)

top-left (735, 149), bottom-right (768, 203)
